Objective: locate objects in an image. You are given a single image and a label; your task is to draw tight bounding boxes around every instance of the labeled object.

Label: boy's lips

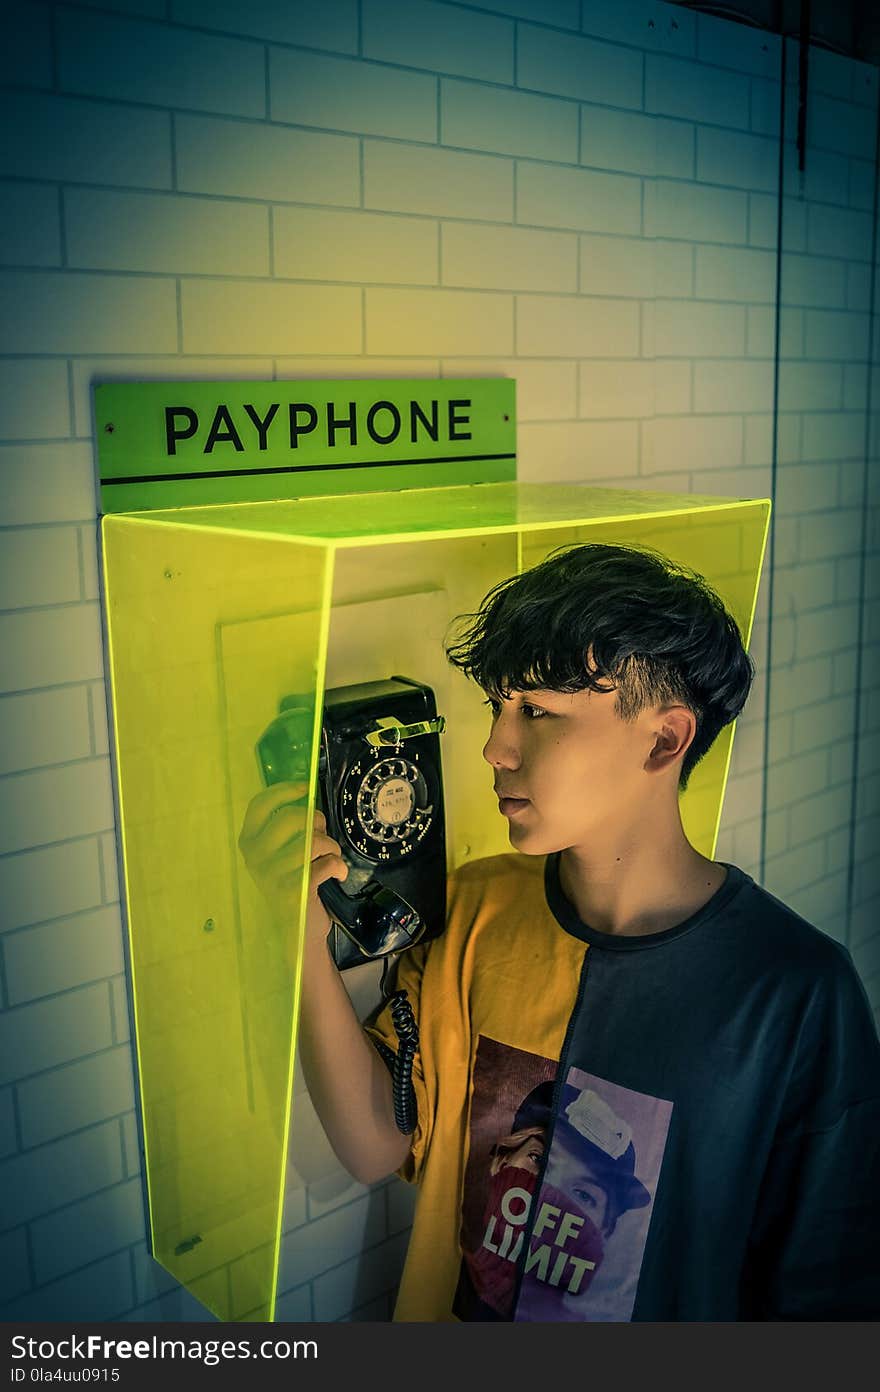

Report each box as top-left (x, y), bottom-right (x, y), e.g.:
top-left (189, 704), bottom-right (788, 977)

top-left (497, 795), bottom-right (530, 816)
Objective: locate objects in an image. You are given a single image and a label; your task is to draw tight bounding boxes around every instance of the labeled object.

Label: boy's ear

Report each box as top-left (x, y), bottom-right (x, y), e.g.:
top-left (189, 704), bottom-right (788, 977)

top-left (645, 705), bottom-right (696, 773)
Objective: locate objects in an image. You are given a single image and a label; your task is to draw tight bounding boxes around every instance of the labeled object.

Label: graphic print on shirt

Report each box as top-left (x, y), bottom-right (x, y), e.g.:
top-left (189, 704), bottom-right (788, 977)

top-left (453, 1037), bottom-right (673, 1322)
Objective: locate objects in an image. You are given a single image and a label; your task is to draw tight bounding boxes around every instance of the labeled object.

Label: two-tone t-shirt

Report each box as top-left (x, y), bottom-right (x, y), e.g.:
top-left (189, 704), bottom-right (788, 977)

top-left (365, 852), bottom-right (880, 1321)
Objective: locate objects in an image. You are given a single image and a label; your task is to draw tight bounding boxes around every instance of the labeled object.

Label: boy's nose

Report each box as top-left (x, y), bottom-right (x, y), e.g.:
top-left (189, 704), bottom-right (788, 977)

top-left (482, 722), bottom-right (521, 769)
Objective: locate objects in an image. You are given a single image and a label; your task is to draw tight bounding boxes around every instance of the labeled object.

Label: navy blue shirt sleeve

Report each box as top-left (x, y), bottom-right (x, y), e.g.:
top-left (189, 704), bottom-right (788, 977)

top-left (741, 949), bottom-right (880, 1319)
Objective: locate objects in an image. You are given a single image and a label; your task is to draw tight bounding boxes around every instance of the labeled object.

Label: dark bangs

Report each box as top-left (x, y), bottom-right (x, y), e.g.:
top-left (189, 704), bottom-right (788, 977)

top-left (443, 567), bottom-right (617, 700)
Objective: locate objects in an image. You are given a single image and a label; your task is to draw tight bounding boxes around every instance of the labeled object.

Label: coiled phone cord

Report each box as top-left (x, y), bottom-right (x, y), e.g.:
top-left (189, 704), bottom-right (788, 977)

top-left (373, 976), bottom-right (419, 1135)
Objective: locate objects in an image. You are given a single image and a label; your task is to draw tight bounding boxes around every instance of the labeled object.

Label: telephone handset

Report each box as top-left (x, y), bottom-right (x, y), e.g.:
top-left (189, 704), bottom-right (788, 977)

top-left (255, 676), bottom-right (448, 1132)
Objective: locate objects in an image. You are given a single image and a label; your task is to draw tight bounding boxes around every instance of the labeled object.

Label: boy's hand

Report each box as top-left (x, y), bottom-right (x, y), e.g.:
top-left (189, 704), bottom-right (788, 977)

top-left (237, 781), bottom-right (348, 949)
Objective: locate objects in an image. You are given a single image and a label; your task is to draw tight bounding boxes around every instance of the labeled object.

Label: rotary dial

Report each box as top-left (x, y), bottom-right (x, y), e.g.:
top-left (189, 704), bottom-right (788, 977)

top-left (339, 753), bottom-right (434, 861)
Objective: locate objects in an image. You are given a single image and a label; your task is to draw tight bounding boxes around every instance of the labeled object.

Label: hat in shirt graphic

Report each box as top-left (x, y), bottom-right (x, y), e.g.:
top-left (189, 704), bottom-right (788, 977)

top-left (515, 1081), bottom-right (652, 1223)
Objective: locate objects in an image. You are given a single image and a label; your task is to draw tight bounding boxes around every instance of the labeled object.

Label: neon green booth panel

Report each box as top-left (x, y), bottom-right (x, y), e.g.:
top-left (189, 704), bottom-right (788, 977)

top-left (101, 481), bottom-right (770, 1321)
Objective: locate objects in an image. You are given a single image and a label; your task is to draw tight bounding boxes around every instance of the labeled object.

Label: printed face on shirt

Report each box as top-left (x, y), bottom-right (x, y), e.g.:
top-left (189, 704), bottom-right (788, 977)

top-left (482, 683), bottom-right (670, 857)
top-left (490, 1124), bottom-right (616, 1239)
top-left (490, 1127), bottom-right (546, 1178)
top-left (544, 1133), bottom-right (614, 1237)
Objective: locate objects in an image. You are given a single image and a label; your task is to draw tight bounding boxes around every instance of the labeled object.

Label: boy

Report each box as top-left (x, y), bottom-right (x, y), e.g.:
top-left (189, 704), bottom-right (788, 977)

top-left (240, 542), bottom-right (880, 1321)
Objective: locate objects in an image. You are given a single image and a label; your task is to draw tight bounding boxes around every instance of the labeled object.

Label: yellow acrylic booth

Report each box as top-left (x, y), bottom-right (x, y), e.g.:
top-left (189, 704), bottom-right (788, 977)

top-left (97, 380), bottom-right (770, 1321)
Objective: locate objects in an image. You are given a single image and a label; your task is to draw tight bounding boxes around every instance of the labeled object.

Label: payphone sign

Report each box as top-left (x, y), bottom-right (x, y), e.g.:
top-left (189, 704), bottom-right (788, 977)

top-left (95, 378), bottom-right (516, 513)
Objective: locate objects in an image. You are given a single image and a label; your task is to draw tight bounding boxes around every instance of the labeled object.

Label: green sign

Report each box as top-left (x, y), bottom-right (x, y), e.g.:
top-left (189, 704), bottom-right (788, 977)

top-left (95, 379), bottom-right (516, 513)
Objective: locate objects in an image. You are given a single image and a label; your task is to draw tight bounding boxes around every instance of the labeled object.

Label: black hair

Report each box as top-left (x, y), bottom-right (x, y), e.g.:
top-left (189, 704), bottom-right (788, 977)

top-left (444, 542), bottom-right (755, 791)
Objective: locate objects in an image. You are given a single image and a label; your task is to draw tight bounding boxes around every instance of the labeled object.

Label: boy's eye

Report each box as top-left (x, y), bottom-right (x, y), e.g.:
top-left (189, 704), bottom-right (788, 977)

top-left (522, 704), bottom-right (546, 719)
top-left (482, 698), bottom-right (546, 720)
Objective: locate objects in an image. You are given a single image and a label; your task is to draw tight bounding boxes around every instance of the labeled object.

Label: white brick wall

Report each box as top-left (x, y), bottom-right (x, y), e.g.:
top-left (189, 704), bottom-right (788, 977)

top-left (761, 35), bottom-right (878, 991)
top-left (271, 47), bottom-right (437, 141)
top-left (0, 0), bottom-right (877, 1324)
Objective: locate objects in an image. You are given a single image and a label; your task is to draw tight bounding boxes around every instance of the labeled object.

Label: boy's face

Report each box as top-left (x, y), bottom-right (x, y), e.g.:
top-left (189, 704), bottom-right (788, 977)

top-left (482, 684), bottom-right (674, 854)
top-left (544, 1131), bottom-right (614, 1237)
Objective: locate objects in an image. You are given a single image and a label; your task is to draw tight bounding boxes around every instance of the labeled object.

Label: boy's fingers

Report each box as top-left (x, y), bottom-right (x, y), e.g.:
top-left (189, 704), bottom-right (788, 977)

top-left (250, 821), bottom-right (342, 878)
top-left (256, 805), bottom-right (309, 859)
top-left (312, 831), bottom-right (343, 862)
top-left (268, 834), bottom-right (344, 882)
top-left (311, 852), bottom-right (349, 889)
top-left (239, 781), bottom-right (309, 843)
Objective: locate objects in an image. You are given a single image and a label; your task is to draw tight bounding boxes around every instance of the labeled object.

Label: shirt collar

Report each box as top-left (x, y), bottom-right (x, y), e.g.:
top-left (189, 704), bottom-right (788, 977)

top-left (544, 851), bottom-right (748, 951)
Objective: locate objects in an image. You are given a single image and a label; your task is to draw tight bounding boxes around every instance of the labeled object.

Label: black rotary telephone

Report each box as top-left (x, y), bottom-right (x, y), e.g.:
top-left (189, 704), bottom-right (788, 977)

top-left (256, 676), bottom-right (447, 1132)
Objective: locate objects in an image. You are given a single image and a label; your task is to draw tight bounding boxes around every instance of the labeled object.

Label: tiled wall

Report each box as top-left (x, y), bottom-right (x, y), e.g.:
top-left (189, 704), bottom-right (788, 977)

top-left (764, 41), bottom-right (878, 993)
top-left (0, 0), bottom-right (876, 1322)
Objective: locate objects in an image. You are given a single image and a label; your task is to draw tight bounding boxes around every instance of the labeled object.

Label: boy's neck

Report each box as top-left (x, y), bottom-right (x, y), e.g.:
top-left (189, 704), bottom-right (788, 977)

top-left (557, 830), bottom-right (727, 938)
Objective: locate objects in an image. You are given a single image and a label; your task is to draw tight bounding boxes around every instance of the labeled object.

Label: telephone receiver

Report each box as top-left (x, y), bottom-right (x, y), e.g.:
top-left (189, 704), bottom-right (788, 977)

top-left (256, 676), bottom-right (447, 969)
top-left (317, 862), bottom-right (422, 962)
